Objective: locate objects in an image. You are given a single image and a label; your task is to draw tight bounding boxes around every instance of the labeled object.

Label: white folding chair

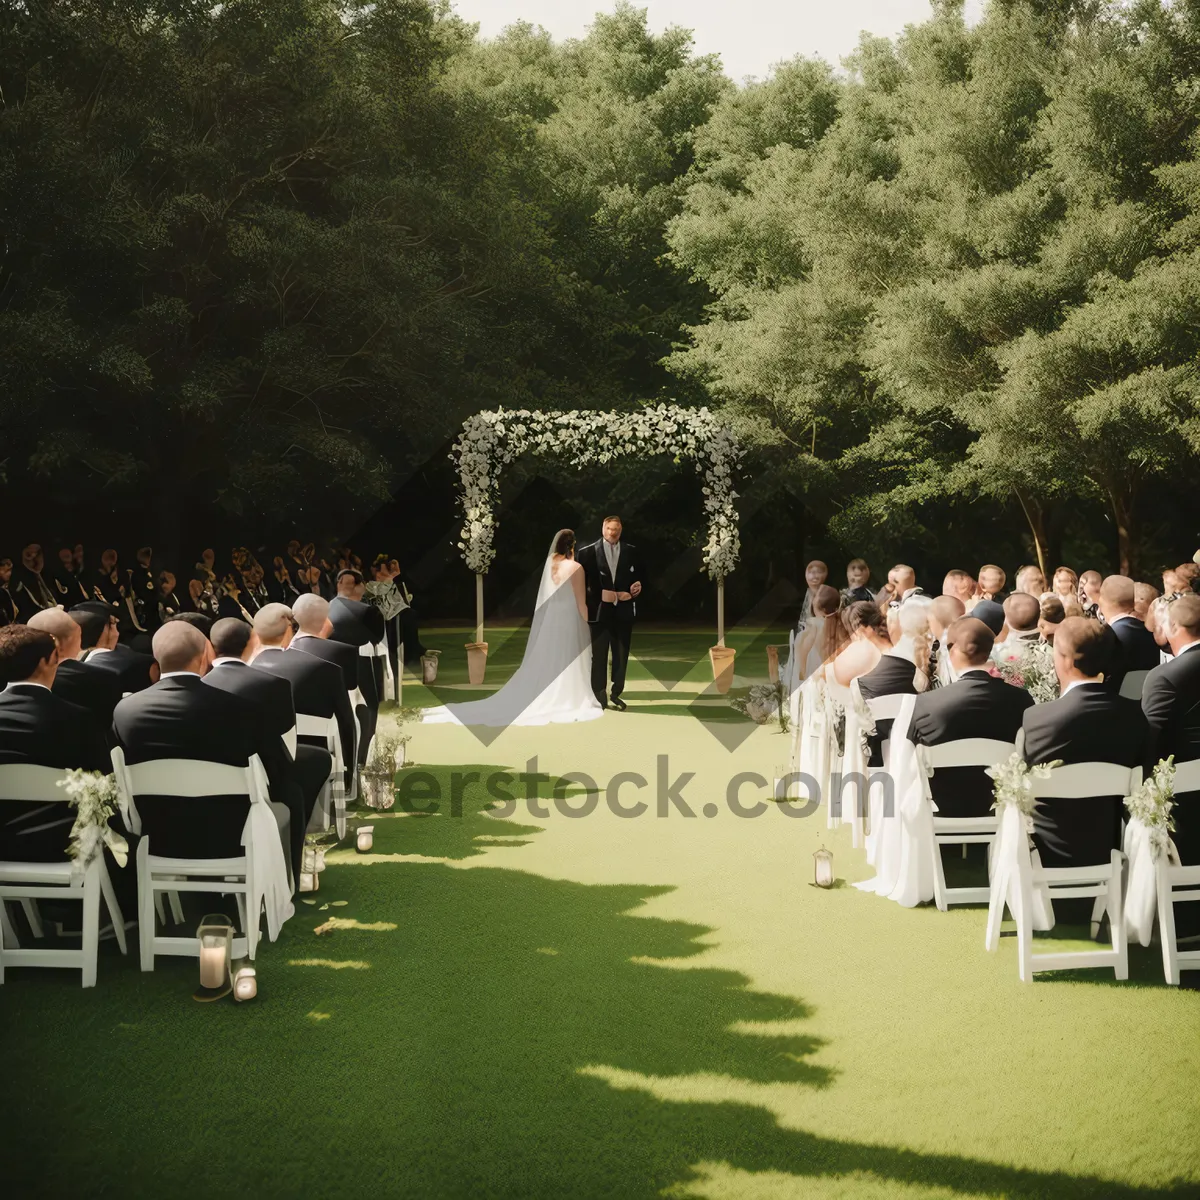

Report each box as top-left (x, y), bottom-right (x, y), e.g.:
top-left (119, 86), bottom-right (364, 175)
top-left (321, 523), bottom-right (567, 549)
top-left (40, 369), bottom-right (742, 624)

top-left (1118, 670), bottom-right (1151, 700)
top-left (922, 737), bottom-right (1017, 910)
top-left (1158, 758), bottom-right (1200, 984)
top-left (988, 761), bottom-right (1137, 982)
top-left (859, 692), bottom-right (906, 855)
top-left (297, 713), bottom-right (347, 839)
top-left (0, 764), bottom-right (128, 987)
top-left (116, 754), bottom-right (273, 969)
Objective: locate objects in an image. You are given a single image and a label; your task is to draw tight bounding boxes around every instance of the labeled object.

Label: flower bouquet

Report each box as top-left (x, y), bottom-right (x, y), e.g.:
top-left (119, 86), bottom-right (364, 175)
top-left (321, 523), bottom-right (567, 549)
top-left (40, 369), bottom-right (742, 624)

top-left (56, 769), bottom-right (128, 881)
top-left (994, 641), bottom-right (1059, 704)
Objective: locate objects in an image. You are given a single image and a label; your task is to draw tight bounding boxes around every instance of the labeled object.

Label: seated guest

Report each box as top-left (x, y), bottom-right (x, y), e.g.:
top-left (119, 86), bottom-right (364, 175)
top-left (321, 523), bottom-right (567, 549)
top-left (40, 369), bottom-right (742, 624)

top-left (250, 604), bottom-right (356, 788)
top-left (205, 618), bottom-right (331, 879)
top-left (290, 593), bottom-right (358, 691)
top-left (909, 616), bottom-right (1034, 818)
top-left (969, 598), bottom-right (1005, 638)
top-left (927, 595), bottom-right (965, 688)
top-left (1142, 595), bottom-right (1200, 895)
top-left (72, 602), bottom-right (157, 692)
top-left (976, 564), bottom-right (1007, 604)
top-left (1049, 566), bottom-right (1078, 605)
top-left (1037, 595), bottom-right (1066, 646)
top-left (942, 570), bottom-right (976, 607)
top-left (1023, 618), bottom-right (1148, 868)
top-left (1098, 574), bottom-right (1159, 692)
top-left (154, 571), bottom-right (183, 629)
top-left (841, 558), bottom-right (875, 604)
top-left (13, 544), bottom-right (58, 620)
top-left (1176, 562), bottom-right (1200, 595)
top-left (0, 557), bottom-right (18, 627)
top-left (330, 570), bottom-right (385, 762)
top-left (799, 560), bottom-right (829, 623)
top-left (793, 586), bottom-right (844, 681)
top-left (1133, 582), bottom-right (1159, 622)
top-left (1014, 564), bottom-right (1046, 597)
top-left (994, 593), bottom-right (1042, 661)
top-left (0, 626), bottom-right (111, 863)
top-left (857, 596), bottom-right (929, 766)
top-left (1078, 569), bottom-right (1102, 620)
top-left (831, 600), bottom-right (892, 687)
top-left (886, 563), bottom-right (922, 608)
top-left (28, 607), bottom-right (123, 729)
top-left (112, 622), bottom-right (290, 866)
top-left (166, 610), bottom-right (214, 638)
top-left (52, 545), bottom-right (90, 606)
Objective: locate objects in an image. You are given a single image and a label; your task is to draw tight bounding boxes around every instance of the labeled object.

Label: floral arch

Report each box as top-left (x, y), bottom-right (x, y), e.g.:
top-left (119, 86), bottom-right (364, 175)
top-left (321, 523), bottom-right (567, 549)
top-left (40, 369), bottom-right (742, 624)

top-left (450, 404), bottom-right (743, 649)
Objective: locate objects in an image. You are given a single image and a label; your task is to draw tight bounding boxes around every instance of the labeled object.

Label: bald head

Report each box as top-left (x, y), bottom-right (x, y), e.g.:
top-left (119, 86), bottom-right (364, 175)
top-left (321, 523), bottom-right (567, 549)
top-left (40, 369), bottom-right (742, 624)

top-left (293, 592), bottom-right (331, 635)
top-left (1003, 592), bottom-right (1041, 632)
top-left (28, 607), bottom-right (83, 659)
top-left (1099, 574), bottom-right (1135, 618)
top-left (152, 620), bottom-right (210, 674)
top-left (944, 617), bottom-right (994, 667)
top-left (254, 602), bottom-right (295, 647)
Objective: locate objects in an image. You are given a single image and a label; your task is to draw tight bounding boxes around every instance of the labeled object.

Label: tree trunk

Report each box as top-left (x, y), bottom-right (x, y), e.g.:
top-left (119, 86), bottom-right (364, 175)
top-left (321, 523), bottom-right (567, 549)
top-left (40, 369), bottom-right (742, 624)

top-left (1013, 489), bottom-right (1048, 579)
top-left (1108, 485), bottom-right (1137, 577)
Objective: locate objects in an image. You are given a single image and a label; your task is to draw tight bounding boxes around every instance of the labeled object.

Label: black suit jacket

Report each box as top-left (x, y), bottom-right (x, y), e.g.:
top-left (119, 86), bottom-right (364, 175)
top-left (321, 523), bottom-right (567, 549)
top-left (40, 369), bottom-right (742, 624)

top-left (1022, 682), bottom-right (1148, 867)
top-left (329, 597), bottom-right (384, 708)
top-left (1142, 645), bottom-right (1200, 863)
top-left (908, 671), bottom-right (1033, 818)
top-left (250, 647), bottom-right (355, 777)
top-left (81, 644), bottom-right (156, 693)
top-left (1106, 615), bottom-right (1159, 692)
top-left (290, 634), bottom-right (359, 692)
top-left (0, 684), bottom-right (112, 861)
top-left (576, 540), bottom-right (642, 624)
top-left (856, 653), bottom-right (919, 767)
top-left (113, 674), bottom-right (264, 859)
top-left (51, 658), bottom-right (125, 733)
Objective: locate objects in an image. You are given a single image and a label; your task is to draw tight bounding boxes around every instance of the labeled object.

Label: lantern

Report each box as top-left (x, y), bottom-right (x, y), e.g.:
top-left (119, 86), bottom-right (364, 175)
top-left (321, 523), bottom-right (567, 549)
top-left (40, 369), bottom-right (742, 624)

top-left (356, 825), bottom-right (375, 853)
top-left (197, 914), bottom-right (233, 994)
top-left (362, 768), bottom-right (395, 810)
top-left (813, 846), bottom-right (834, 889)
top-left (421, 650), bottom-right (441, 684)
top-left (232, 960), bottom-right (257, 1002)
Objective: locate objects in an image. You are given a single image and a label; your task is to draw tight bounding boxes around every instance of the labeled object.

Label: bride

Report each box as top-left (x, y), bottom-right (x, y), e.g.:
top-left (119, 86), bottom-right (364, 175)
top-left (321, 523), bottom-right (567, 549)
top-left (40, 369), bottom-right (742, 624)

top-left (423, 529), bottom-right (603, 727)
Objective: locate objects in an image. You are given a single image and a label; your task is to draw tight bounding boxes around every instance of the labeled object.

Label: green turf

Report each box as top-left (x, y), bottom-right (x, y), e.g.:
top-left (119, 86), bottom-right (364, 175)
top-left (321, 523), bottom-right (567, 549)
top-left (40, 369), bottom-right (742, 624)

top-left (2, 631), bottom-right (1199, 1199)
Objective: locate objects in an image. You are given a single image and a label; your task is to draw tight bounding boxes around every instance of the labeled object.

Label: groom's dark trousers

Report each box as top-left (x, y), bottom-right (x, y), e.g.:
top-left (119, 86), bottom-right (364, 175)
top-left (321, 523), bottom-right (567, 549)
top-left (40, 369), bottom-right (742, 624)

top-left (591, 610), bottom-right (633, 705)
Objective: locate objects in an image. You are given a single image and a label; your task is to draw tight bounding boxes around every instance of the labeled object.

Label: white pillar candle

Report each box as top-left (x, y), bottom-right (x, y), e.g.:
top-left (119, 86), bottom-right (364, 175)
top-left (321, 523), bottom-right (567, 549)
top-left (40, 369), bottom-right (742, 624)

top-left (199, 943), bottom-right (227, 989)
top-left (356, 826), bottom-right (374, 853)
top-left (233, 966), bottom-right (257, 1002)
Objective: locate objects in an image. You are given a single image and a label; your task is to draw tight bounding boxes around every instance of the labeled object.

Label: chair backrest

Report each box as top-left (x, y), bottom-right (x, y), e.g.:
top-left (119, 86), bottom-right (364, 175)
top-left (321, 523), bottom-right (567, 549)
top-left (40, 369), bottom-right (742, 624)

top-left (867, 693), bottom-right (906, 722)
top-left (283, 725), bottom-right (297, 759)
top-left (296, 713), bottom-right (336, 741)
top-left (1031, 761), bottom-right (1141, 800)
top-left (0, 764), bottom-right (71, 803)
top-left (1118, 669), bottom-right (1150, 700)
top-left (126, 758), bottom-right (252, 799)
top-left (924, 738), bottom-right (1017, 771)
top-left (1172, 757), bottom-right (1200, 794)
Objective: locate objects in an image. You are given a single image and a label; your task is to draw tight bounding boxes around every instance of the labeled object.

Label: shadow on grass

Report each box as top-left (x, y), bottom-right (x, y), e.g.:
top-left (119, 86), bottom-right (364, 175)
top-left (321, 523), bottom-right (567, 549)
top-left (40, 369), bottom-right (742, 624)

top-left (1, 772), bottom-right (1194, 1199)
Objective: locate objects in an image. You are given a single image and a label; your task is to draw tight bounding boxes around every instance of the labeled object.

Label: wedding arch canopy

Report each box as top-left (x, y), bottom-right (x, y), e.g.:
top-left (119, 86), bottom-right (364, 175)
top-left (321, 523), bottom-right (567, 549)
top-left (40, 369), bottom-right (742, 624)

top-left (450, 404), bottom-right (743, 646)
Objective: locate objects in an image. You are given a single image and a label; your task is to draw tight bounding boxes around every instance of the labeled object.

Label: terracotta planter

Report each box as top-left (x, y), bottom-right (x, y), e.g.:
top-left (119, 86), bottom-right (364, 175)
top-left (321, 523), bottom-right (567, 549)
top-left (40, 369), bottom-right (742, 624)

top-left (420, 651), bottom-right (441, 684)
top-left (465, 641), bottom-right (488, 685)
top-left (766, 644), bottom-right (780, 684)
top-left (709, 645), bottom-right (737, 694)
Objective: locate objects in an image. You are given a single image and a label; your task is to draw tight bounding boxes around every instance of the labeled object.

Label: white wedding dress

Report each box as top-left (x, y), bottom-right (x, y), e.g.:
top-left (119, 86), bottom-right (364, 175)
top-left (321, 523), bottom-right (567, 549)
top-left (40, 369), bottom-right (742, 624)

top-left (423, 546), bottom-right (603, 728)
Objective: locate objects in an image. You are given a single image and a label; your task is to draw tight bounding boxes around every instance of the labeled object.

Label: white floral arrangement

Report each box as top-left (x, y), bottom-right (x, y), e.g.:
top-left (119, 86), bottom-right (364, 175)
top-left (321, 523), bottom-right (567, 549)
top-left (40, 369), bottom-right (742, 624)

top-left (987, 752), bottom-right (1061, 830)
top-left (731, 683), bottom-right (787, 729)
top-left (56, 769), bottom-right (128, 881)
top-left (450, 405), bottom-right (743, 579)
top-left (994, 641), bottom-right (1059, 704)
top-left (1125, 756), bottom-right (1176, 856)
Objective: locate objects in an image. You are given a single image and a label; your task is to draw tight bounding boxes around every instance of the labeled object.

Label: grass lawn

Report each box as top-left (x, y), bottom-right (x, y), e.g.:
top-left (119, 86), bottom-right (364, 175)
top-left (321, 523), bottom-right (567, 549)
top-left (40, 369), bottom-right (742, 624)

top-left (2, 629), bottom-right (1198, 1198)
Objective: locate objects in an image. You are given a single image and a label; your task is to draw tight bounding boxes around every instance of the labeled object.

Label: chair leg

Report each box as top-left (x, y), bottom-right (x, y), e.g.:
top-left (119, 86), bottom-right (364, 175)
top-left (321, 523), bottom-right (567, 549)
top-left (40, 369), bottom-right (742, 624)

top-left (1089, 894), bottom-right (1106, 941)
top-left (962, 843), bottom-right (968, 859)
top-left (167, 890), bottom-right (185, 925)
top-left (139, 854), bottom-right (156, 973)
top-left (20, 899), bottom-right (44, 938)
top-left (1158, 865), bottom-right (1179, 985)
top-left (932, 841), bottom-right (948, 913)
top-left (1110, 851), bottom-right (1128, 981)
top-left (245, 887), bottom-right (259, 961)
top-left (1014, 869), bottom-right (1034, 983)
top-left (0, 902), bottom-right (17, 950)
top-left (98, 864), bottom-right (128, 956)
top-left (81, 862), bottom-right (100, 988)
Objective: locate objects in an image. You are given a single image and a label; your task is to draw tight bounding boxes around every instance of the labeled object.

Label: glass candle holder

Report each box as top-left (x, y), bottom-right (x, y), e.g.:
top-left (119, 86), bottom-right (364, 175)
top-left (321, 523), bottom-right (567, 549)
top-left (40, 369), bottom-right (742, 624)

top-left (197, 914), bottom-right (234, 989)
top-left (813, 847), bottom-right (834, 889)
top-left (232, 960), bottom-right (257, 1002)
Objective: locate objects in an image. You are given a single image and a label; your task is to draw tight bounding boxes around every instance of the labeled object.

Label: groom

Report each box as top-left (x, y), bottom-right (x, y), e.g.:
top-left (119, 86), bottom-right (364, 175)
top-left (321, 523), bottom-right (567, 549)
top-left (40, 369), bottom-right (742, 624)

top-left (577, 516), bottom-right (643, 711)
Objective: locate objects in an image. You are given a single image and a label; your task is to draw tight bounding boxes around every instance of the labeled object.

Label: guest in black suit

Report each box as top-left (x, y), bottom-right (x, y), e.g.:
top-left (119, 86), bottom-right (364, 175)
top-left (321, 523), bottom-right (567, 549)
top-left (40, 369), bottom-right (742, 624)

top-left (52, 546), bottom-right (91, 606)
top-left (28, 607), bottom-right (123, 732)
top-left (1023, 617), bottom-right (1148, 869)
top-left (0, 625), bottom-right (111, 863)
top-left (0, 558), bottom-right (19, 628)
top-left (856, 611), bottom-right (921, 767)
top-left (330, 571), bottom-right (384, 760)
top-left (13, 544), bottom-right (58, 620)
top-left (969, 599), bottom-right (1005, 637)
top-left (291, 594), bottom-right (358, 691)
top-left (1142, 594), bottom-right (1200, 867)
top-left (72, 602), bottom-right (157, 693)
top-left (205, 618), bottom-right (331, 879)
top-left (1098, 574), bottom-right (1159, 694)
top-left (113, 622), bottom-right (290, 867)
top-left (909, 617), bottom-right (1033, 818)
top-left (576, 517), bottom-right (644, 711)
top-left (250, 604), bottom-right (356, 787)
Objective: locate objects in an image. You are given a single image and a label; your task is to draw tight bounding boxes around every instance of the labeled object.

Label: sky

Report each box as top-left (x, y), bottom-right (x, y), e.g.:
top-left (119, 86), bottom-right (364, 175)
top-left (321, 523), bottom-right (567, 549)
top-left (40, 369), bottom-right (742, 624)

top-left (448, 0), bottom-right (987, 82)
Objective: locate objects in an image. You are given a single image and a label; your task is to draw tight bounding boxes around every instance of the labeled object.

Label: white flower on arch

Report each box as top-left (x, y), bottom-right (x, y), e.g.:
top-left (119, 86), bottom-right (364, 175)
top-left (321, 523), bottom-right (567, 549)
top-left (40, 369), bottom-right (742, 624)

top-left (450, 405), bottom-right (743, 579)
